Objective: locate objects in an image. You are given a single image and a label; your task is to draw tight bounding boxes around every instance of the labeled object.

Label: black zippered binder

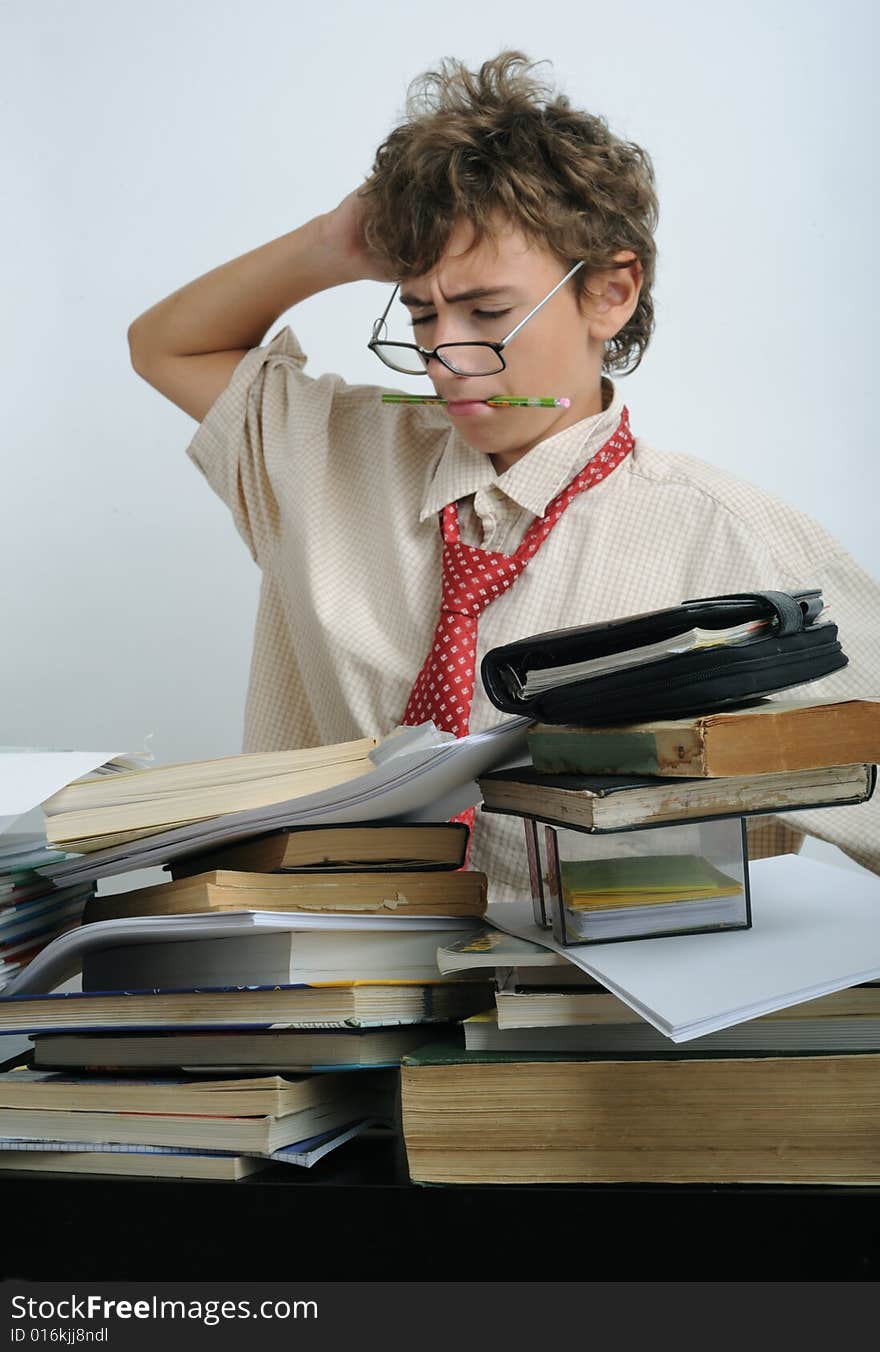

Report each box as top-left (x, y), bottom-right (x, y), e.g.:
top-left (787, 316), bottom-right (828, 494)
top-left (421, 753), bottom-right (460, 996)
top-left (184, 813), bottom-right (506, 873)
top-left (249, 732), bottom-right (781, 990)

top-left (481, 589), bottom-right (848, 724)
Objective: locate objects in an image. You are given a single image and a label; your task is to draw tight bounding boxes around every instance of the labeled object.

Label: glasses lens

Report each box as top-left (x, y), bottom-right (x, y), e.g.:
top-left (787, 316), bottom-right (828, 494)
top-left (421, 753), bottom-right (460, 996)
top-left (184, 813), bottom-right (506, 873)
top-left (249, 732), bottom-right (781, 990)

top-left (371, 343), bottom-right (430, 375)
top-left (437, 344), bottom-right (505, 376)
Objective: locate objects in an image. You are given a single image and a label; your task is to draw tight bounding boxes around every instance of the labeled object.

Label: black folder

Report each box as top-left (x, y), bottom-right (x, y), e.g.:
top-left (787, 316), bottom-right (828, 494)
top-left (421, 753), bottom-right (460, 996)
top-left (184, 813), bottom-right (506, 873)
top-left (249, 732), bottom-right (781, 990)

top-left (480, 589), bottom-right (848, 725)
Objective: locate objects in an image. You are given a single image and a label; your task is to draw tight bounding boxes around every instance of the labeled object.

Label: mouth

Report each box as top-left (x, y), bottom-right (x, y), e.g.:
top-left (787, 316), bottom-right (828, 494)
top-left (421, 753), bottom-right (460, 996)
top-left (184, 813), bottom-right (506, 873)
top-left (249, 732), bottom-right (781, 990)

top-left (444, 398), bottom-right (498, 417)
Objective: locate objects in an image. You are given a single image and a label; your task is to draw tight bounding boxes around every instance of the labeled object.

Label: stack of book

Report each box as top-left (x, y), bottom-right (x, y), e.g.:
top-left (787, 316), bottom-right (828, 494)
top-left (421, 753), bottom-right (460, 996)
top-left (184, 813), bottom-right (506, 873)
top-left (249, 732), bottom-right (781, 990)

top-left (403, 876), bottom-right (880, 1185)
top-left (0, 735), bottom-right (519, 1178)
top-left (0, 834), bottom-right (93, 992)
top-left (392, 698), bottom-right (880, 1186)
top-left (477, 697), bottom-right (879, 944)
top-left (0, 1067), bottom-right (396, 1181)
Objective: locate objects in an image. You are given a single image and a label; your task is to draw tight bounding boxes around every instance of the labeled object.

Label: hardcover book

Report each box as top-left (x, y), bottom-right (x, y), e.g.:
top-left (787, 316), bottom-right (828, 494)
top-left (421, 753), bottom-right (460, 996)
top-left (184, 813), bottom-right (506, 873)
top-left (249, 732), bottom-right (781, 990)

top-left (401, 1044), bottom-right (880, 1184)
top-left (82, 867), bottom-right (487, 924)
top-left (477, 763), bottom-right (876, 831)
top-left (526, 698), bottom-right (880, 779)
top-left (170, 822), bottom-right (469, 875)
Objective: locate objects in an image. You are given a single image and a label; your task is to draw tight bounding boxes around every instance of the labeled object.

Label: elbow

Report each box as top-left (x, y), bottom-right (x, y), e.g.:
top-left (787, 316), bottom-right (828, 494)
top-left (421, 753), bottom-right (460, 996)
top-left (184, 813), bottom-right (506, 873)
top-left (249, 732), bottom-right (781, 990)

top-left (127, 320), bottom-right (152, 375)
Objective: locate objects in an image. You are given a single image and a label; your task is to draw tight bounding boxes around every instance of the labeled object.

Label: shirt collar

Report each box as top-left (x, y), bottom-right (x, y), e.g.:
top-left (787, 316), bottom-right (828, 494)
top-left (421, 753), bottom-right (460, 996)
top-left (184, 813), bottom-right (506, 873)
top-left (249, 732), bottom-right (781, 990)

top-left (419, 377), bottom-right (627, 522)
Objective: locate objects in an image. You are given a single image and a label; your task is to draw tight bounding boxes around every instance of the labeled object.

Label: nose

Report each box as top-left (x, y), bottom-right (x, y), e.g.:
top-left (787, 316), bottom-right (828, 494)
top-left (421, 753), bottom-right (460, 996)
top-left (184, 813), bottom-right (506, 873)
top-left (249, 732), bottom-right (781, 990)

top-left (425, 315), bottom-right (461, 350)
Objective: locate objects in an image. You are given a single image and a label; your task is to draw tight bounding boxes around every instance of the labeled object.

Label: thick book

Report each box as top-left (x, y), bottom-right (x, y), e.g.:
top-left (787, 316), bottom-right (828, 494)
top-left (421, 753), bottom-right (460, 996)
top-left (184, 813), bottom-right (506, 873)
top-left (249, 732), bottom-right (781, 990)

top-left (493, 982), bottom-right (880, 1030)
top-left (401, 1044), bottom-right (880, 1184)
top-left (82, 868), bottom-right (487, 925)
top-left (79, 922), bottom-right (482, 990)
top-left (466, 1006), bottom-right (880, 1054)
top-left (0, 1066), bottom-right (361, 1116)
top-left (526, 698), bottom-right (880, 778)
top-left (0, 1120), bottom-right (372, 1177)
top-left (0, 1072), bottom-right (393, 1153)
top-left (170, 822), bottom-right (469, 875)
top-left (478, 763), bottom-right (877, 830)
top-left (31, 1025), bottom-right (453, 1072)
top-left (43, 739), bottom-right (379, 852)
top-left (0, 1145), bottom-right (272, 1181)
top-left (0, 980), bottom-right (492, 1035)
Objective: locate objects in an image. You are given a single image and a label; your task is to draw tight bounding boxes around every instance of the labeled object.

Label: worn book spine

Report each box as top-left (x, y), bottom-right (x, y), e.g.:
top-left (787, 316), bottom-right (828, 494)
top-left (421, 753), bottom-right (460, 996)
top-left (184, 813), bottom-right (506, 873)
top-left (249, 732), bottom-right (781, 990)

top-left (81, 870), bottom-right (488, 925)
top-left (528, 702), bottom-right (880, 778)
top-left (477, 766), bottom-right (874, 831)
top-left (528, 723), bottom-right (709, 776)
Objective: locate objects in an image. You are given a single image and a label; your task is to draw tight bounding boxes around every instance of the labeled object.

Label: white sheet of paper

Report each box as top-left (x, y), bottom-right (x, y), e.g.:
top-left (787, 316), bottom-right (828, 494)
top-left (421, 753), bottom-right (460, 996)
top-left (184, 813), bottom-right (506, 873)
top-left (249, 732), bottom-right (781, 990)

top-left (486, 855), bottom-right (880, 1041)
top-left (0, 750), bottom-right (123, 834)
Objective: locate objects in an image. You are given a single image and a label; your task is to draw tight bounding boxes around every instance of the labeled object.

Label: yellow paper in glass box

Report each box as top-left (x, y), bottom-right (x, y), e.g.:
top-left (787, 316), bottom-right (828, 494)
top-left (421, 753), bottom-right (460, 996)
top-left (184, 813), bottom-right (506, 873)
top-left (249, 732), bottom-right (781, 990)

top-left (559, 854), bottom-right (743, 911)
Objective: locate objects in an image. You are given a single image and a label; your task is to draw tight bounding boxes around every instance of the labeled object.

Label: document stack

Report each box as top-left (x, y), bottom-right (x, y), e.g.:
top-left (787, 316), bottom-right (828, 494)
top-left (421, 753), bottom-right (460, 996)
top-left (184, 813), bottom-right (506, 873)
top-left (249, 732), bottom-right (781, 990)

top-left (0, 728), bottom-right (527, 1180)
top-left (402, 858), bottom-right (880, 1185)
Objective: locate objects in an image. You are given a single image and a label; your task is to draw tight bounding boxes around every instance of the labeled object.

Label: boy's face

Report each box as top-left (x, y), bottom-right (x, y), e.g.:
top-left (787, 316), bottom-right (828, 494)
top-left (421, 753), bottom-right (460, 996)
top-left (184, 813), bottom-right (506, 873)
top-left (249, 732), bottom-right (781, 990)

top-left (398, 216), bottom-right (633, 471)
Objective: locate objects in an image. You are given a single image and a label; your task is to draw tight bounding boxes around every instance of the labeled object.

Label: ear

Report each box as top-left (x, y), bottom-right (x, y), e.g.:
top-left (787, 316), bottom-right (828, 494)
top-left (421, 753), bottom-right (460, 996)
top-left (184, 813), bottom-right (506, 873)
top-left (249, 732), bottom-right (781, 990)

top-left (583, 251), bottom-right (643, 341)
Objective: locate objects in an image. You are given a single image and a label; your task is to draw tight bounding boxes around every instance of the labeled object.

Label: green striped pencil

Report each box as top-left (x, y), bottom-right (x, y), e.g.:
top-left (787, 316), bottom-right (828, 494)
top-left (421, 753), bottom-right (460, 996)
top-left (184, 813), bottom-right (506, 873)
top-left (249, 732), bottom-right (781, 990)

top-left (381, 394), bottom-right (571, 408)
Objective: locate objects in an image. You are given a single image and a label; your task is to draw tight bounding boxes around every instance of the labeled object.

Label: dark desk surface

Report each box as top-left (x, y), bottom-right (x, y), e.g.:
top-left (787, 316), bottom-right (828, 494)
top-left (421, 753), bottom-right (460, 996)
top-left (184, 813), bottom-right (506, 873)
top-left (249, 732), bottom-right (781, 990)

top-left (2, 1136), bottom-right (880, 1281)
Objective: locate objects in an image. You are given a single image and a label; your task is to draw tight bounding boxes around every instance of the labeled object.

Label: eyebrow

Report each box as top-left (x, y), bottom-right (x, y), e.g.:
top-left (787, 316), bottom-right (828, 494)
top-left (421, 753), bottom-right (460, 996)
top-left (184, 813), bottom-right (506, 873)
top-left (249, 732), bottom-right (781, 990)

top-left (398, 286), bottom-right (515, 308)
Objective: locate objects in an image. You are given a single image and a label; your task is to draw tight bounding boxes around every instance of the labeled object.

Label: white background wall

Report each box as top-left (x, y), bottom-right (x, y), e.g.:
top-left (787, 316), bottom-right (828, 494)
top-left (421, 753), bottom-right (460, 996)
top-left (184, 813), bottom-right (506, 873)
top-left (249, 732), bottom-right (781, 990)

top-left (2, 0), bottom-right (877, 770)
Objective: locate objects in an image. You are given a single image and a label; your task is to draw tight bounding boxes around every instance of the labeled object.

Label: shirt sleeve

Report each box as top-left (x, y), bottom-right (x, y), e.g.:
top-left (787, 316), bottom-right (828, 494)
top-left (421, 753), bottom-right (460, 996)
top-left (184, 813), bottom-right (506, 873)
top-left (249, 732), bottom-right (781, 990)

top-left (762, 544), bottom-right (880, 876)
top-left (184, 325), bottom-right (342, 568)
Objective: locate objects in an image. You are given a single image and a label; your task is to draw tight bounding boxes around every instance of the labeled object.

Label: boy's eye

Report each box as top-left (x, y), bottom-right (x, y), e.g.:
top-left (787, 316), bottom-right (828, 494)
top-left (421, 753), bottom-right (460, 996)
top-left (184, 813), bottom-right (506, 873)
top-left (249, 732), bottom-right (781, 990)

top-left (409, 308), bottom-right (511, 328)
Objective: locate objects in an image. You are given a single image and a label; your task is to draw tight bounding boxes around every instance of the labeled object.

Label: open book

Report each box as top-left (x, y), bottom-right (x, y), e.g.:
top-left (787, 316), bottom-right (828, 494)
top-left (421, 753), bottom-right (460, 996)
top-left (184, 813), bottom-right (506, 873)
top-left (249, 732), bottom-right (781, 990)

top-left (38, 719), bottom-right (530, 886)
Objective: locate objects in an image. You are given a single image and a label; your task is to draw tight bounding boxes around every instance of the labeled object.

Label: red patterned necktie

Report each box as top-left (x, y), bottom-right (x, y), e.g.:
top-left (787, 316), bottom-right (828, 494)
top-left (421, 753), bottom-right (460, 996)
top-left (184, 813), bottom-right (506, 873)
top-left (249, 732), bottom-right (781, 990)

top-left (402, 407), bottom-right (635, 838)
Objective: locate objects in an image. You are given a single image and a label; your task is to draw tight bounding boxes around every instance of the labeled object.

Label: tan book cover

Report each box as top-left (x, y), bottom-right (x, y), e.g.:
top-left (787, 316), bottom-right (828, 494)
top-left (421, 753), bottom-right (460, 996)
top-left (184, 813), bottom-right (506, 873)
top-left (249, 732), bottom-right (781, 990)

top-left (82, 868), bottom-right (487, 924)
top-left (528, 698), bottom-right (880, 777)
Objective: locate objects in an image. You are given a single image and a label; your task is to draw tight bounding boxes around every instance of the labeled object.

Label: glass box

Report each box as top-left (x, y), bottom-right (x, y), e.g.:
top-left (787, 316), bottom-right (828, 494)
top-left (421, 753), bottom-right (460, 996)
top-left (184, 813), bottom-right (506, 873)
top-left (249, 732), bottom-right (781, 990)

top-left (523, 816), bottom-right (751, 946)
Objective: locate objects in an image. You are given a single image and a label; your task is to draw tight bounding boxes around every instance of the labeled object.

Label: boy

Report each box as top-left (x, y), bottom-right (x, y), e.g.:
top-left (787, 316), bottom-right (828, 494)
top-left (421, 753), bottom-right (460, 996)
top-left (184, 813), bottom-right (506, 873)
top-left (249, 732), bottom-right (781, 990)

top-left (127, 53), bottom-right (880, 897)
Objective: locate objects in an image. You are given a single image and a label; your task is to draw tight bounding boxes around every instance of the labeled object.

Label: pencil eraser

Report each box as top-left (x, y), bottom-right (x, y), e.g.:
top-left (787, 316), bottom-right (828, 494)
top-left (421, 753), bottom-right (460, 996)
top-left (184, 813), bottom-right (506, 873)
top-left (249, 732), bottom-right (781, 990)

top-left (558, 397), bottom-right (571, 408)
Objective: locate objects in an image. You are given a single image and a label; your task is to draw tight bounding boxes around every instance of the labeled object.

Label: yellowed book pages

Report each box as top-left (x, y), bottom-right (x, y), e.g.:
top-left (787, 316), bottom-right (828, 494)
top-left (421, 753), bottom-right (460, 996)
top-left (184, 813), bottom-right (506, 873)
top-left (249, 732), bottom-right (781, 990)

top-left (45, 756), bottom-right (375, 847)
top-left (559, 855), bottom-right (742, 911)
top-left (42, 738), bottom-right (378, 814)
top-left (402, 1054), bottom-right (880, 1184)
top-left (82, 868), bottom-right (488, 923)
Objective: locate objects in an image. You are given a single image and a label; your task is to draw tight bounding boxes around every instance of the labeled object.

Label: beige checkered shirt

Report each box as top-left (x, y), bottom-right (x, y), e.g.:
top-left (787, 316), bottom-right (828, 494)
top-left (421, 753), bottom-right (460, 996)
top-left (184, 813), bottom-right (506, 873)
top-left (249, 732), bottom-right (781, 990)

top-left (186, 325), bottom-right (880, 899)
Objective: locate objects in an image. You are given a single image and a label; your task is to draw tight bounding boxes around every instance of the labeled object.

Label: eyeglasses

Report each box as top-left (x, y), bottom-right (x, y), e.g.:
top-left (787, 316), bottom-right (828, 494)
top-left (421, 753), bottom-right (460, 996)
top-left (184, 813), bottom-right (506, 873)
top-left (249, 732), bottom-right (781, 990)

top-left (368, 260), bottom-right (586, 377)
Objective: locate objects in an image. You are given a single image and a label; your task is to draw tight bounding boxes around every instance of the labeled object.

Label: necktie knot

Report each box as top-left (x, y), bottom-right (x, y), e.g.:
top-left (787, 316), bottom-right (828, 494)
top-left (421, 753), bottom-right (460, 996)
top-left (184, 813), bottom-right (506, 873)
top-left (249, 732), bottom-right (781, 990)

top-left (440, 541), bottom-right (525, 619)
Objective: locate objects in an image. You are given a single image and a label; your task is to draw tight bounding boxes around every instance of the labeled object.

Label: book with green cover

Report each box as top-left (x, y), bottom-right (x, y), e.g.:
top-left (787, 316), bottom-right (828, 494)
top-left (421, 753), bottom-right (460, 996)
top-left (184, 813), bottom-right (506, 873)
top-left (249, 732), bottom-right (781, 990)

top-left (400, 1044), bottom-right (880, 1184)
top-left (526, 699), bottom-right (880, 779)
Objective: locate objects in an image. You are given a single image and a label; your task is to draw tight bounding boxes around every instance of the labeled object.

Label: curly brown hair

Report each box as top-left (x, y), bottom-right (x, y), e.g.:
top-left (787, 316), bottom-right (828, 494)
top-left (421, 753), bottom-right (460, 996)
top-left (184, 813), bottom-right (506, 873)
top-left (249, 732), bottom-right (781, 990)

top-left (360, 52), bottom-right (658, 375)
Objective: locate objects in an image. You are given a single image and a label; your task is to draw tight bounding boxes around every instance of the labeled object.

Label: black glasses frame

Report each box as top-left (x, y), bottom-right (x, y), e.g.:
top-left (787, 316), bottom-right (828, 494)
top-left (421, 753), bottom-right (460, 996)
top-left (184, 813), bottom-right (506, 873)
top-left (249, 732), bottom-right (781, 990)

top-left (368, 260), bottom-right (586, 377)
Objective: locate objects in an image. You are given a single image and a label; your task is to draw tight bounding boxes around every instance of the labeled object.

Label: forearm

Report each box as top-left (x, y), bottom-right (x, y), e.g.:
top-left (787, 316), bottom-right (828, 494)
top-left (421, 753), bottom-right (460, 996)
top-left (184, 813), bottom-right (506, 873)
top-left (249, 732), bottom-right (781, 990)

top-left (127, 213), bottom-right (362, 360)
